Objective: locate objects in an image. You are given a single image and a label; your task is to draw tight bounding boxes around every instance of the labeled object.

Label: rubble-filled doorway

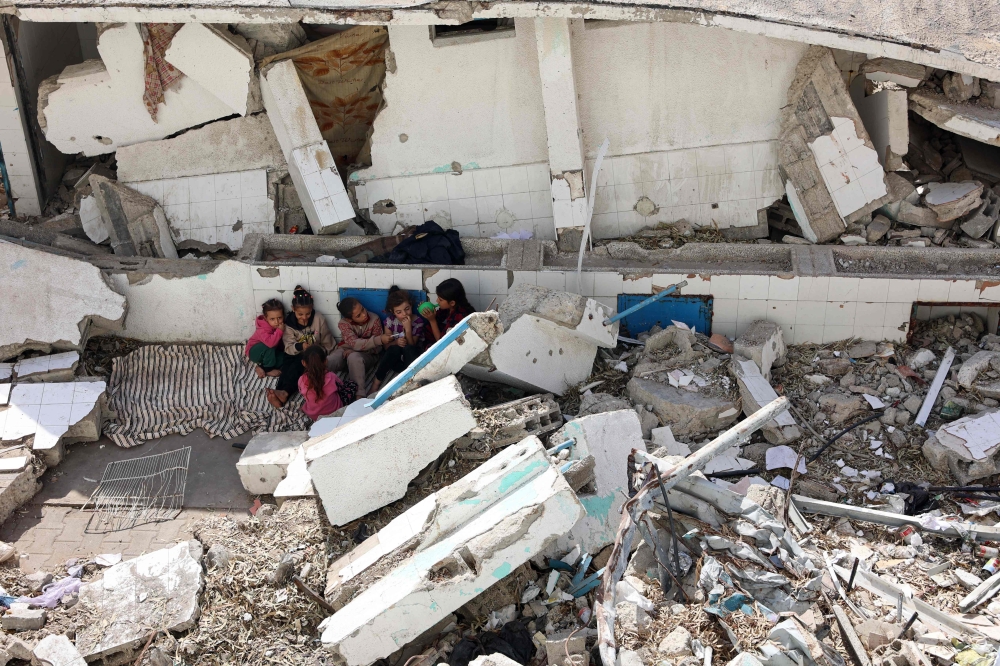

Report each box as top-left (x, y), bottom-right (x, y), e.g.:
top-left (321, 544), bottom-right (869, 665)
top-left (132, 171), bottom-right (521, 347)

top-left (614, 294), bottom-right (713, 336)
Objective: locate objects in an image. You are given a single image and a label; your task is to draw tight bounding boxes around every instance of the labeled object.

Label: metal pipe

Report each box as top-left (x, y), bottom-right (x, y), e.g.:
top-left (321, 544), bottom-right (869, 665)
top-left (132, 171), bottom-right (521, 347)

top-left (369, 316), bottom-right (473, 409)
top-left (548, 439), bottom-right (575, 454)
top-left (602, 281), bottom-right (688, 326)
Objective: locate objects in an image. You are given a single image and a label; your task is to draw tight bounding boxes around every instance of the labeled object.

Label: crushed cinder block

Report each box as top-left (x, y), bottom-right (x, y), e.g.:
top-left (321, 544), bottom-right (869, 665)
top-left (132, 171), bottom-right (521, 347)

top-left (554, 409), bottom-right (647, 552)
top-left (319, 436), bottom-right (585, 665)
top-left (399, 312), bottom-right (503, 395)
top-left (33, 634), bottom-right (86, 666)
top-left (236, 431), bottom-right (309, 495)
top-left (164, 23), bottom-right (255, 116)
top-left (0, 243), bottom-right (125, 361)
top-left (1, 604), bottom-right (45, 631)
top-left (305, 375), bottom-right (475, 526)
top-left (76, 541), bottom-right (204, 660)
top-left (779, 47), bottom-right (891, 243)
top-left (454, 393), bottom-right (563, 451)
top-left (38, 23), bottom-right (237, 156)
top-left (628, 377), bottom-right (738, 438)
top-left (910, 90), bottom-right (1000, 148)
top-left (89, 175), bottom-right (178, 258)
top-left (273, 446), bottom-right (315, 507)
top-left (734, 320), bottom-right (787, 380)
top-left (260, 59), bottom-right (355, 235)
top-left (923, 409), bottom-right (1000, 485)
top-left (733, 358), bottom-right (801, 445)
top-left (860, 58), bottom-right (926, 87)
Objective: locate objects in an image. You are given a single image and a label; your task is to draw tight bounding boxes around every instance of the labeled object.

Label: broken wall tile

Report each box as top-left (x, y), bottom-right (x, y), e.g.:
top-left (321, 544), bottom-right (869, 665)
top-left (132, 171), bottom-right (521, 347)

top-left (13, 351), bottom-right (79, 382)
top-left (304, 375), bottom-right (475, 526)
top-left (0, 243), bottom-right (125, 361)
top-left (0, 380), bottom-right (106, 465)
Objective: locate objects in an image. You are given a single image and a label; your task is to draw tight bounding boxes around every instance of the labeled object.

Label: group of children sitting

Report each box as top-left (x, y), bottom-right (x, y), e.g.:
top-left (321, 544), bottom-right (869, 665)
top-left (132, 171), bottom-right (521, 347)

top-left (243, 278), bottom-right (475, 421)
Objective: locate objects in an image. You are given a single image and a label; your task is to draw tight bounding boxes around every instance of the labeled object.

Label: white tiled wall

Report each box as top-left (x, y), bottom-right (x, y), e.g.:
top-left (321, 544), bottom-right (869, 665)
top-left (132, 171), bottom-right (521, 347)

top-left (244, 263), bottom-right (1000, 347)
top-left (808, 117), bottom-right (887, 219)
top-left (0, 51), bottom-right (39, 216)
top-left (585, 141), bottom-right (784, 239)
top-left (126, 169), bottom-right (276, 250)
top-left (352, 164), bottom-right (556, 240)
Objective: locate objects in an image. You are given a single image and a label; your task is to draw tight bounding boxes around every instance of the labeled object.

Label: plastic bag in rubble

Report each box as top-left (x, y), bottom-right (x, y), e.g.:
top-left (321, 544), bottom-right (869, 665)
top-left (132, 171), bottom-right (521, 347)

top-left (16, 574), bottom-right (82, 608)
top-left (615, 580), bottom-right (654, 612)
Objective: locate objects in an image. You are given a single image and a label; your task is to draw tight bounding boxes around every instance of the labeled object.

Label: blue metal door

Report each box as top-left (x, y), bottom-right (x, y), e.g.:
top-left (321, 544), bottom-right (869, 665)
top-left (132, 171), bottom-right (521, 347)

top-left (339, 287), bottom-right (428, 318)
top-left (615, 294), bottom-right (713, 336)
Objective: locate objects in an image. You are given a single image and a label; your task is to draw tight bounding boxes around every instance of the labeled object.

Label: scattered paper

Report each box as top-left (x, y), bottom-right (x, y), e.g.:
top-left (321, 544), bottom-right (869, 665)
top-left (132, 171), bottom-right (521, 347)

top-left (863, 394), bottom-right (886, 409)
top-left (771, 475), bottom-right (790, 490)
top-left (765, 445), bottom-right (807, 473)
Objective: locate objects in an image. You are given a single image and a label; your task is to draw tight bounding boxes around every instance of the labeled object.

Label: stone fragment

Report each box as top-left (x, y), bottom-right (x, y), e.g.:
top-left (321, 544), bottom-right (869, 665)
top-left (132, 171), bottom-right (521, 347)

top-left (910, 90), bottom-right (1000, 148)
top-left (847, 341), bottom-right (877, 359)
top-left (866, 215), bottom-right (891, 242)
top-left (954, 569), bottom-right (983, 589)
top-left (33, 634), bottom-right (86, 666)
top-left (76, 541), bottom-right (204, 660)
top-left (734, 320), bottom-right (787, 380)
top-left (1, 604), bottom-right (46, 631)
top-left (89, 175), bottom-right (177, 258)
top-left (817, 357), bottom-right (853, 376)
top-left (897, 200), bottom-right (943, 228)
top-left (924, 181), bottom-right (984, 223)
top-left (902, 395), bottom-right (923, 415)
top-left (305, 375), bottom-right (475, 526)
top-left (579, 393), bottom-right (631, 416)
top-left (236, 431), bottom-right (309, 495)
top-left (25, 571), bottom-right (52, 593)
top-left (958, 351), bottom-right (1000, 388)
top-left (273, 446), bottom-right (316, 506)
top-left (0, 243), bottom-right (125, 360)
top-left (617, 650), bottom-right (643, 666)
top-left (646, 326), bottom-right (694, 354)
top-left (206, 544), bottom-right (232, 571)
top-left (860, 58), bottom-right (926, 87)
top-left (908, 349), bottom-right (935, 369)
top-left (615, 601), bottom-right (651, 636)
top-left (960, 189), bottom-right (1000, 239)
top-left (628, 378), bottom-right (738, 437)
top-left (651, 426), bottom-right (690, 456)
top-left (942, 73), bottom-right (980, 102)
top-left (818, 393), bottom-right (864, 424)
top-left (658, 626), bottom-right (693, 657)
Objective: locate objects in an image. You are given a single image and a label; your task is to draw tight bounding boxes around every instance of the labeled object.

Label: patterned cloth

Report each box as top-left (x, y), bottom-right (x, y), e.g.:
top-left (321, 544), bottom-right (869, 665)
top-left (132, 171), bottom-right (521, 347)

top-left (337, 309), bottom-right (384, 357)
top-left (140, 23), bottom-right (183, 121)
top-left (384, 315), bottom-right (427, 348)
top-left (104, 344), bottom-right (309, 448)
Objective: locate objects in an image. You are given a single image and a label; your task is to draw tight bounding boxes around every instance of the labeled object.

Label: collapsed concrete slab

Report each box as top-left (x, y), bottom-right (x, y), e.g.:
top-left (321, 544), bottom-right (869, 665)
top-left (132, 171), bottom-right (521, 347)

top-left (499, 284), bottom-right (619, 348)
top-left (76, 541), bottom-right (204, 660)
top-left (0, 242), bottom-right (125, 361)
top-left (924, 181), bottom-right (984, 223)
top-left (319, 437), bottom-right (585, 665)
top-left (261, 59), bottom-right (356, 235)
top-left (89, 176), bottom-right (178, 258)
top-left (0, 458), bottom-right (44, 525)
top-left (164, 23), bottom-right (255, 116)
top-left (860, 58), bottom-right (927, 88)
top-left (399, 312), bottom-right (503, 395)
top-left (273, 446), bottom-right (315, 506)
top-left (305, 375), bottom-right (475, 526)
top-left (116, 114), bottom-right (286, 183)
top-left (628, 377), bottom-right (739, 438)
top-left (779, 47), bottom-right (891, 243)
top-left (554, 409), bottom-right (647, 553)
top-left (910, 90), bottom-right (1000, 147)
top-left (485, 315), bottom-right (600, 395)
top-left (38, 23), bottom-right (236, 156)
top-left (236, 431), bottom-right (309, 495)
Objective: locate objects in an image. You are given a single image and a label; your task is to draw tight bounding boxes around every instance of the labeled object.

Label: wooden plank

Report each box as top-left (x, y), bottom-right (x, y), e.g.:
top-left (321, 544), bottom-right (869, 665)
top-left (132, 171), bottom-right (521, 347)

top-left (832, 604), bottom-right (871, 666)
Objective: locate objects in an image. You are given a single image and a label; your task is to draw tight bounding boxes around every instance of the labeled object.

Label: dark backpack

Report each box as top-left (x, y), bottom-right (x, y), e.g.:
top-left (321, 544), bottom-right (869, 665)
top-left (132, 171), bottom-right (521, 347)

top-left (374, 220), bottom-right (465, 265)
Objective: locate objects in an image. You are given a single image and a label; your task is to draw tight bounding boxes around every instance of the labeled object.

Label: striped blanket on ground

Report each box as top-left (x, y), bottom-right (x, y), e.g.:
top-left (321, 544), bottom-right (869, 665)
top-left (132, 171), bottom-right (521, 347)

top-left (104, 344), bottom-right (309, 448)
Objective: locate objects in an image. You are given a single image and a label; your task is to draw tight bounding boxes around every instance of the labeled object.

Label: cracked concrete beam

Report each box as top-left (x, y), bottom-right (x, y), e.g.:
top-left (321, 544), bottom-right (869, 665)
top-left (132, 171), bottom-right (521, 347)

top-left (910, 90), bottom-right (1000, 148)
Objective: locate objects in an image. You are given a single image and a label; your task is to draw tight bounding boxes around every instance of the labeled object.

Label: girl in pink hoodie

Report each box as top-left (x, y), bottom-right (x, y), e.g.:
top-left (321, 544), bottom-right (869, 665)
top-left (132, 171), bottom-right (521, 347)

top-left (245, 299), bottom-right (287, 378)
top-left (298, 346), bottom-right (343, 421)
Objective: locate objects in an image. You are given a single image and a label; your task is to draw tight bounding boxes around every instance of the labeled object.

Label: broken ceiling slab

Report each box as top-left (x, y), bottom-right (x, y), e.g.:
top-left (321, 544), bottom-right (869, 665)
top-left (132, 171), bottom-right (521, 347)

top-left (778, 47), bottom-right (891, 243)
top-left (399, 312), bottom-right (503, 396)
top-left (860, 58), bottom-right (927, 87)
top-left (485, 315), bottom-right (599, 395)
top-left (38, 23), bottom-right (235, 156)
top-left (555, 409), bottom-right (647, 553)
top-left (0, 242), bottom-right (125, 361)
top-left (319, 437), bottom-right (585, 666)
top-left (923, 181), bottom-right (984, 223)
top-left (0, 381), bottom-right (106, 465)
top-left (115, 114), bottom-right (287, 183)
top-left (164, 23), bottom-right (254, 116)
top-left (89, 176), bottom-right (178, 258)
top-left (499, 284), bottom-right (619, 348)
top-left (628, 377), bottom-right (739, 437)
top-left (910, 91), bottom-right (1000, 147)
top-left (261, 59), bottom-right (355, 235)
top-left (304, 375), bottom-right (475, 526)
top-left (76, 541), bottom-right (204, 660)
top-left (13, 351), bottom-right (79, 382)
top-left (236, 431), bottom-right (309, 495)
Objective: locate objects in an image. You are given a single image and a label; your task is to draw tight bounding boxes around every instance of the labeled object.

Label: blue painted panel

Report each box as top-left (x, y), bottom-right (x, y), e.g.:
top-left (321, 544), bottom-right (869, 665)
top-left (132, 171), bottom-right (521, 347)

top-left (615, 294), bottom-right (713, 337)
top-left (339, 287), bottom-right (428, 320)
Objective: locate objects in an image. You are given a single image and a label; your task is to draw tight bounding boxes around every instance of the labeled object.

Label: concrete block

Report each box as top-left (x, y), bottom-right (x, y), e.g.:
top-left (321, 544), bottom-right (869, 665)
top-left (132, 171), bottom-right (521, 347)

top-left (651, 426), bottom-right (690, 456)
top-left (115, 114), bottom-right (286, 183)
top-left (319, 437), bottom-right (585, 665)
top-left (628, 378), bottom-right (739, 437)
top-left (860, 58), bottom-right (926, 87)
top-left (76, 541), bottom-right (204, 660)
top-left (236, 431), bottom-right (309, 495)
top-left (0, 466), bottom-right (44, 526)
top-left (554, 410), bottom-right (646, 553)
top-left (734, 320), bottom-right (787, 380)
top-left (261, 60), bottom-right (354, 235)
top-left (89, 176), bottom-right (178, 258)
top-left (38, 24), bottom-right (235, 155)
top-left (305, 375), bottom-right (475, 526)
top-left (486, 315), bottom-right (598, 395)
top-left (910, 90), bottom-right (1000, 148)
top-left (165, 23), bottom-right (254, 116)
top-left (13, 351), bottom-right (78, 382)
top-left (733, 359), bottom-right (800, 445)
top-left (400, 312), bottom-right (503, 395)
top-left (499, 284), bottom-right (618, 348)
top-left (0, 243), bottom-right (125, 361)
top-left (33, 634), bottom-right (86, 666)
top-left (273, 446), bottom-right (315, 507)
top-left (1, 604), bottom-right (45, 631)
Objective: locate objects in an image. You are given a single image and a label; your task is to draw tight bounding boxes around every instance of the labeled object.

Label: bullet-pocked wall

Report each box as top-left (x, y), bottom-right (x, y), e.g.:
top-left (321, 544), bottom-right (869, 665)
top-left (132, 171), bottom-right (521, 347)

top-left (350, 21), bottom-right (809, 239)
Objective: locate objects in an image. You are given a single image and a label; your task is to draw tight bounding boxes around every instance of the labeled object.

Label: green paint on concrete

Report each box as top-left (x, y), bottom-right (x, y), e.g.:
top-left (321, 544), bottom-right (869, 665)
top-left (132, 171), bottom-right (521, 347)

top-left (498, 459), bottom-right (545, 493)
top-left (581, 492), bottom-right (616, 524)
top-left (492, 562), bottom-right (512, 578)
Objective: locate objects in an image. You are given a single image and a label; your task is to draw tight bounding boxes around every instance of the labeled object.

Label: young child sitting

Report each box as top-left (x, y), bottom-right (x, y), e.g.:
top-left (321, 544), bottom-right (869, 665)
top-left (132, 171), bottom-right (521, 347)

top-left (246, 299), bottom-right (285, 378)
top-left (370, 286), bottom-right (427, 394)
top-left (268, 286), bottom-right (336, 409)
top-left (328, 297), bottom-right (385, 400)
top-left (421, 277), bottom-right (476, 341)
top-left (298, 346), bottom-right (343, 421)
